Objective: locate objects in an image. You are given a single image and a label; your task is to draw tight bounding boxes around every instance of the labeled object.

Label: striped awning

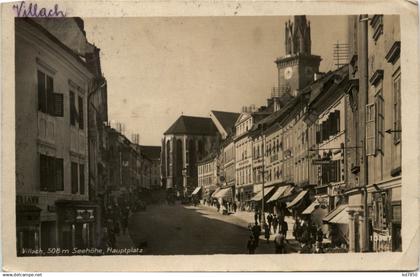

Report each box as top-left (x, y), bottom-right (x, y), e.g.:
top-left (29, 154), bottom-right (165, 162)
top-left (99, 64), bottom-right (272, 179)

top-left (267, 185), bottom-right (293, 203)
top-left (323, 205), bottom-right (349, 224)
top-left (286, 190), bottom-right (308, 209)
top-left (250, 186), bottom-right (276, 202)
top-left (191, 186), bottom-right (202, 195)
top-left (213, 187), bottom-right (232, 199)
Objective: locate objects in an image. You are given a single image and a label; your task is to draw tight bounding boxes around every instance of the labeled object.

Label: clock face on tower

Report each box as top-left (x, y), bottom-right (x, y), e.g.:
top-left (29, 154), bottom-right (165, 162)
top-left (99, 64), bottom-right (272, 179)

top-left (284, 67), bottom-right (293, 80)
top-left (305, 66), bottom-right (314, 77)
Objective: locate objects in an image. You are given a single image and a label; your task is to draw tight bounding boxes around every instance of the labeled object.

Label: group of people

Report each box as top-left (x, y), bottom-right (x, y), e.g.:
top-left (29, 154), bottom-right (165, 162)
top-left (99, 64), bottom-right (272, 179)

top-left (293, 217), bottom-right (325, 253)
top-left (247, 212), bottom-right (289, 254)
top-left (101, 203), bottom-right (131, 249)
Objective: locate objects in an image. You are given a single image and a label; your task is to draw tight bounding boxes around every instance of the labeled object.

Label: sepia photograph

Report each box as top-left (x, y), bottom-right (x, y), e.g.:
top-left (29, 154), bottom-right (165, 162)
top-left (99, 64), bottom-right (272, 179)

top-left (13, 14), bottom-right (405, 258)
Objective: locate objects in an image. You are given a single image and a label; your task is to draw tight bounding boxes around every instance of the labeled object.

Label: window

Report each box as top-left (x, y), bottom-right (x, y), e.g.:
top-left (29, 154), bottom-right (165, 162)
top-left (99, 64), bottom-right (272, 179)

top-left (70, 91), bottom-right (77, 126)
top-left (37, 71), bottom-right (63, 117)
top-left (79, 164), bottom-right (85, 194)
top-left (40, 154), bottom-right (63, 191)
top-left (78, 96), bottom-right (84, 129)
top-left (71, 162), bottom-right (79, 194)
top-left (375, 90), bottom-right (385, 154)
top-left (366, 103), bottom-right (376, 156)
top-left (393, 74), bottom-right (401, 143)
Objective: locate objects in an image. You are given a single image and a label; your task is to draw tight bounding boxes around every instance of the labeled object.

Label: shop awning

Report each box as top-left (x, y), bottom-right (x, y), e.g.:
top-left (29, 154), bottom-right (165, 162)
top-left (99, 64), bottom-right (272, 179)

top-left (286, 190), bottom-right (308, 209)
top-left (323, 205), bottom-right (349, 224)
top-left (191, 186), bottom-right (202, 195)
top-left (211, 188), bottom-right (221, 198)
top-left (250, 186), bottom-right (275, 202)
top-left (267, 185), bottom-right (293, 203)
top-left (301, 200), bottom-right (319, 215)
top-left (213, 187), bottom-right (232, 199)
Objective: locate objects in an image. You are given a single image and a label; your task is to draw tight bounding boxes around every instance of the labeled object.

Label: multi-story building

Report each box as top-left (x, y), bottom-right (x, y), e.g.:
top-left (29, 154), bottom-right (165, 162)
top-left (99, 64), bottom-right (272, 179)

top-left (161, 115), bottom-right (220, 197)
top-left (345, 15), bottom-right (402, 252)
top-left (139, 146), bottom-right (162, 190)
top-left (234, 107), bottom-right (270, 210)
top-left (197, 154), bottom-right (218, 202)
top-left (15, 18), bottom-right (98, 254)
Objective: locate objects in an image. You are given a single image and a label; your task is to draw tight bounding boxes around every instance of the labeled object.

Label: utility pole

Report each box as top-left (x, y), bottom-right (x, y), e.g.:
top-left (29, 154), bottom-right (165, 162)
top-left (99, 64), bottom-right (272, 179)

top-left (261, 128), bottom-right (266, 226)
top-left (359, 14), bottom-right (370, 252)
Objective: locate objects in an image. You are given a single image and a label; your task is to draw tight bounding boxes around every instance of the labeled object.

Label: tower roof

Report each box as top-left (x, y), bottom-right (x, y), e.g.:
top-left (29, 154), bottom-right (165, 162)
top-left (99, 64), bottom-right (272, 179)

top-left (285, 15), bottom-right (312, 56)
top-left (164, 115), bottom-right (218, 136)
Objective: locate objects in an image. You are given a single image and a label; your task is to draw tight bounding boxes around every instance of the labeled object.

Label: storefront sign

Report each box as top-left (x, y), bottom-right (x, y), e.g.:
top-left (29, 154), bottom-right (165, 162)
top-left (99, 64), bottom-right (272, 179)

top-left (16, 195), bottom-right (39, 205)
top-left (76, 209), bottom-right (95, 221)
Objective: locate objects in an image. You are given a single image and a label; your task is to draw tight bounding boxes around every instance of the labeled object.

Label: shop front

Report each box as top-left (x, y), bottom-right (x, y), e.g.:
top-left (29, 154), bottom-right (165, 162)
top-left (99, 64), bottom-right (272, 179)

top-left (16, 204), bottom-right (41, 256)
top-left (369, 185), bottom-right (401, 252)
top-left (55, 200), bottom-right (99, 252)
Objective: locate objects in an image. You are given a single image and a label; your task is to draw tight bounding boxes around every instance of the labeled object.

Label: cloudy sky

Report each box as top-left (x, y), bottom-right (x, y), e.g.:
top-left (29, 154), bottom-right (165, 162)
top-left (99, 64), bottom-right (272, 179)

top-left (83, 16), bottom-right (349, 146)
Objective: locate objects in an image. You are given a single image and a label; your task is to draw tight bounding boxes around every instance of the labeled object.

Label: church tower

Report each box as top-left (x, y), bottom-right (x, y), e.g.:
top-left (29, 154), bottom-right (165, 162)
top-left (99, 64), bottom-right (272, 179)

top-left (275, 15), bottom-right (321, 97)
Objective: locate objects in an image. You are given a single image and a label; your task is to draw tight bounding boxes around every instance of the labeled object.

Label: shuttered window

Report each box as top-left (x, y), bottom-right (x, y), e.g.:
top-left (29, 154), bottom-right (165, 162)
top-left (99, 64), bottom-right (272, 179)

top-left (366, 103), bottom-right (376, 156)
top-left (52, 93), bottom-right (64, 117)
top-left (70, 91), bottom-right (77, 126)
top-left (55, 158), bottom-right (64, 191)
top-left (79, 164), bottom-right (85, 194)
top-left (393, 75), bottom-right (401, 143)
top-left (375, 92), bottom-right (385, 154)
top-left (40, 154), bottom-right (63, 192)
top-left (38, 71), bottom-right (47, 112)
top-left (38, 71), bottom-right (63, 117)
top-left (71, 162), bottom-right (79, 194)
top-left (78, 96), bottom-right (84, 130)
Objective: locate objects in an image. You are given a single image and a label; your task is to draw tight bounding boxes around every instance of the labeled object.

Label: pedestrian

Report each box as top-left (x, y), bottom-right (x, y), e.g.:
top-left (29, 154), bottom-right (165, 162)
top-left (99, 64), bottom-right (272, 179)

top-left (247, 235), bottom-right (256, 254)
top-left (252, 223), bottom-right (261, 247)
top-left (278, 218), bottom-right (288, 237)
top-left (258, 211), bottom-right (262, 224)
top-left (274, 232), bottom-right (286, 254)
top-left (267, 213), bottom-right (273, 233)
top-left (272, 215), bottom-right (279, 234)
top-left (216, 201), bottom-right (220, 212)
top-left (254, 209), bottom-right (259, 224)
top-left (264, 222), bottom-right (270, 243)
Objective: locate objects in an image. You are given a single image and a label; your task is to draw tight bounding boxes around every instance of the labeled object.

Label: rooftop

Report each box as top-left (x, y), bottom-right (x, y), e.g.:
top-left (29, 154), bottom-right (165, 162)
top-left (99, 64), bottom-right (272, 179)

top-left (164, 115), bottom-right (218, 136)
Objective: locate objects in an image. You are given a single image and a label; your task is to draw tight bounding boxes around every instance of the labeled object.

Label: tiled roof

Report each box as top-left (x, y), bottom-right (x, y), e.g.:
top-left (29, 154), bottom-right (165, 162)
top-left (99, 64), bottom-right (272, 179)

top-left (139, 145), bottom-right (161, 160)
top-left (164, 115), bottom-right (218, 136)
top-left (211, 110), bottom-right (240, 135)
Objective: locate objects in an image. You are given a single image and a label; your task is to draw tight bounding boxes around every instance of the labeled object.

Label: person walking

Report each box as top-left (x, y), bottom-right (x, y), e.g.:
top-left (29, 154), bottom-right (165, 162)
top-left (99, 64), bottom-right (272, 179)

top-left (272, 215), bottom-right (279, 234)
top-left (247, 235), bottom-right (257, 254)
top-left (274, 232), bottom-right (286, 254)
top-left (267, 213), bottom-right (273, 233)
top-left (254, 209), bottom-right (259, 224)
top-left (264, 222), bottom-right (270, 243)
top-left (252, 223), bottom-right (261, 247)
top-left (278, 217), bottom-right (288, 237)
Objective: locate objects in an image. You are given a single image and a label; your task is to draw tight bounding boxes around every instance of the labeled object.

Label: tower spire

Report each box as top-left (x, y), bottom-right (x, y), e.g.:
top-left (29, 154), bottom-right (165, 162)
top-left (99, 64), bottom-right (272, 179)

top-left (284, 15), bottom-right (311, 56)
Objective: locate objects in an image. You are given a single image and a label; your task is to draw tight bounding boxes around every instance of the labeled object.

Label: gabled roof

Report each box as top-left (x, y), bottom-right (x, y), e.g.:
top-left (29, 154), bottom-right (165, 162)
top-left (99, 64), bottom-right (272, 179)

top-left (210, 110), bottom-right (240, 136)
top-left (164, 115), bottom-right (218, 136)
top-left (139, 145), bottom-right (161, 160)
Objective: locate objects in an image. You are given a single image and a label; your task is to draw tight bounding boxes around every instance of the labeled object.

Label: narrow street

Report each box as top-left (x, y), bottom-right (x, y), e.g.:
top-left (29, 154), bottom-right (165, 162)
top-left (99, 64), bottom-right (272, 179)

top-left (128, 202), bottom-right (298, 255)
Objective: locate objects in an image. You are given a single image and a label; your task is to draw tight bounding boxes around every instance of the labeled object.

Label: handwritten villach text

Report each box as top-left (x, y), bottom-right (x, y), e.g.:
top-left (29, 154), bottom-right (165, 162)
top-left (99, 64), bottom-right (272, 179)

top-left (13, 1), bottom-right (66, 17)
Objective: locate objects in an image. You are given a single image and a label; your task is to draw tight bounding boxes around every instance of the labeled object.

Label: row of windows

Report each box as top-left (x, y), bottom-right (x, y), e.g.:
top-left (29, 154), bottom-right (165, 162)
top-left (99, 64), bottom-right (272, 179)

top-left (236, 165), bottom-right (252, 186)
top-left (40, 154), bottom-right (85, 194)
top-left (366, 75), bottom-right (401, 156)
top-left (38, 70), bottom-right (84, 130)
top-left (198, 162), bottom-right (214, 175)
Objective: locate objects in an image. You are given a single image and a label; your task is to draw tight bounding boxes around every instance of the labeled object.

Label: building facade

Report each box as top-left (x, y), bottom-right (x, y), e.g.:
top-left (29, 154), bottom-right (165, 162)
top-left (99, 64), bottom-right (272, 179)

top-left (15, 18), bottom-right (98, 255)
top-left (161, 115), bottom-right (220, 197)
